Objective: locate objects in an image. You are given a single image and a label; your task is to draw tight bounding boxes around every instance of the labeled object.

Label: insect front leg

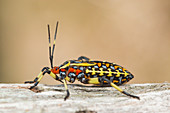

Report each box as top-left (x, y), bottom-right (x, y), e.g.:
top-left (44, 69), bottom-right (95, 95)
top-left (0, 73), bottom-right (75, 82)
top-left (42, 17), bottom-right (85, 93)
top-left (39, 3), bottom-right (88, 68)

top-left (25, 67), bottom-right (50, 89)
top-left (59, 67), bottom-right (74, 100)
top-left (101, 77), bottom-right (140, 100)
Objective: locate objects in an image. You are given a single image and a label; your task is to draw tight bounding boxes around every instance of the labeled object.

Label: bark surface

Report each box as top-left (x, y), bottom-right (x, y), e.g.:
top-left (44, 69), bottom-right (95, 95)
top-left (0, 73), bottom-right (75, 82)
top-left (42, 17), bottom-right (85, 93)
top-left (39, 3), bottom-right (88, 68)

top-left (0, 83), bottom-right (169, 113)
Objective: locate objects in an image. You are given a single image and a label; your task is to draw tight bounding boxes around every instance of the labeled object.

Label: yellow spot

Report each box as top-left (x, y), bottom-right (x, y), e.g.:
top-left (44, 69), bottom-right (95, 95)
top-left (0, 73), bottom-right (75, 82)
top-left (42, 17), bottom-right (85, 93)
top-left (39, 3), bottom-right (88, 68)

top-left (99, 68), bottom-right (104, 76)
top-left (71, 63), bottom-right (96, 66)
top-left (88, 78), bottom-right (100, 84)
top-left (65, 76), bottom-right (70, 81)
top-left (92, 68), bottom-right (96, 75)
top-left (106, 63), bottom-right (110, 67)
top-left (124, 71), bottom-right (129, 77)
top-left (115, 70), bottom-right (121, 77)
top-left (86, 69), bottom-right (90, 73)
top-left (107, 68), bottom-right (112, 77)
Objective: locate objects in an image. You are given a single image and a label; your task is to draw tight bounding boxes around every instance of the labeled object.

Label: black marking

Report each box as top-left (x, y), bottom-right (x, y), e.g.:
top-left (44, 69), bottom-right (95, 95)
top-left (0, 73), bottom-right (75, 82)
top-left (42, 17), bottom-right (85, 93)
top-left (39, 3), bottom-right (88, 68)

top-left (64, 89), bottom-right (70, 101)
top-left (77, 73), bottom-right (84, 79)
top-left (122, 91), bottom-right (140, 100)
top-left (90, 75), bottom-right (98, 78)
top-left (60, 71), bottom-right (66, 76)
top-left (81, 78), bottom-right (86, 82)
top-left (24, 81), bottom-right (34, 84)
top-left (41, 67), bottom-right (50, 72)
top-left (79, 77), bottom-right (88, 83)
top-left (78, 56), bottom-right (90, 61)
top-left (129, 74), bottom-right (134, 79)
top-left (43, 70), bottom-right (51, 75)
top-left (86, 73), bottom-right (91, 77)
top-left (118, 76), bottom-right (122, 85)
top-left (110, 76), bottom-right (115, 83)
top-left (29, 81), bottom-right (39, 89)
top-left (68, 73), bottom-right (76, 78)
top-left (34, 77), bottom-right (39, 82)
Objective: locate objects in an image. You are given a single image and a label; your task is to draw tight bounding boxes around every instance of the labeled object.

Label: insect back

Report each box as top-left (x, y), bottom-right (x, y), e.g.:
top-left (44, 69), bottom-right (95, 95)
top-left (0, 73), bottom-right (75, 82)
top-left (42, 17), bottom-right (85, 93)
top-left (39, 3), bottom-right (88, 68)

top-left (84, 61), bottom-right (134, 86)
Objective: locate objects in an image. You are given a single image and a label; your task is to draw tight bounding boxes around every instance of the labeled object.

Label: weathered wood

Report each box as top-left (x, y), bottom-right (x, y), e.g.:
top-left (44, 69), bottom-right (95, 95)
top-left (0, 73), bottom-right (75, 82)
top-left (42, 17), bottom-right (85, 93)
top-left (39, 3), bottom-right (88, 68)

top-left (0, 83), bottom-right (169, 113)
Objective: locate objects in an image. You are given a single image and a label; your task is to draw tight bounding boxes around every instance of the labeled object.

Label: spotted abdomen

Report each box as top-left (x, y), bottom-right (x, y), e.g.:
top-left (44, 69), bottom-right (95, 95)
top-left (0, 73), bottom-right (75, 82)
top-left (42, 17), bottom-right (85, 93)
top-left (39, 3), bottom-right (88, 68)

top-left (84, 61), bottom-right (134, 85)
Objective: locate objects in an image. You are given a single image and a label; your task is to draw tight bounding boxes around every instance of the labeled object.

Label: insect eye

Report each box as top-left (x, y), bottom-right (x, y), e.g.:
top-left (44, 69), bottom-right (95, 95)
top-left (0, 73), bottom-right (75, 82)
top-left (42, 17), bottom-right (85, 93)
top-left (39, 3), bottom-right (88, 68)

top-left (54, 67), bottom-right (59, 71)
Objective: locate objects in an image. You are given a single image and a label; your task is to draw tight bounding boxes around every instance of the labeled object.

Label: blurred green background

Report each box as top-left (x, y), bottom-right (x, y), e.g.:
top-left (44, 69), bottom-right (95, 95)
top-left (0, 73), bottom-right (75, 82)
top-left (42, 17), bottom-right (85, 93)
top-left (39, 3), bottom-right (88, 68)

top-left (0, 0), bottom-right (170, 85)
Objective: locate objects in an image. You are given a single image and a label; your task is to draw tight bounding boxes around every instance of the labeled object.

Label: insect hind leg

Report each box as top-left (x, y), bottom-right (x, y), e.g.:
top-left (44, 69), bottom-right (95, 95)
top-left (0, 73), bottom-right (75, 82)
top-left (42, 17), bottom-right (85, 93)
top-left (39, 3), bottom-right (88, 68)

top-left (102, 77), bottom-right (140, 100)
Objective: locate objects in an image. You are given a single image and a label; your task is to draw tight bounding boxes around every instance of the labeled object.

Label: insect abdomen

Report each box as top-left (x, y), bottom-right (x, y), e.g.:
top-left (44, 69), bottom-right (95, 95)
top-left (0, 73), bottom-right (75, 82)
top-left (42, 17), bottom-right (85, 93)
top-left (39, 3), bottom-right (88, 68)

top-left (84, 61), bottom-right (134, 85)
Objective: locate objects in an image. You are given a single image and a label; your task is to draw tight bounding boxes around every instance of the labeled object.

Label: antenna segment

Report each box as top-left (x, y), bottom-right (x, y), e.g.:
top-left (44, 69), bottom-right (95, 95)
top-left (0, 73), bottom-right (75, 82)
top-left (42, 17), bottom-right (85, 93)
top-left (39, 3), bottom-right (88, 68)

top-left (47, 21), bottom-right (59, 68)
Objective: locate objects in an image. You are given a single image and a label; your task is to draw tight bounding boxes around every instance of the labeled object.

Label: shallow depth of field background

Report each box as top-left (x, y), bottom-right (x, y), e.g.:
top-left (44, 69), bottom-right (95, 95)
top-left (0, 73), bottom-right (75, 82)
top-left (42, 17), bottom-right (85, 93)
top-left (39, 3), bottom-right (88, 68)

top-left (0, 0), bottom-right (170, 84)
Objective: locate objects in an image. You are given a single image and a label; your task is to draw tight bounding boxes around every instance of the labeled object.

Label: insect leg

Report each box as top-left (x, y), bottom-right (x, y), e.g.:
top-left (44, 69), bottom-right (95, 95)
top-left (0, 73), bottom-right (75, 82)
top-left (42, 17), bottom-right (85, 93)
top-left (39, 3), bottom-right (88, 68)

top-left (102, 77), bottom-right (140, 100)
top-left (25, 67), bottom-right (49, 84)
top-left (78, 56), bottom-right (90, 61)
top-left (63, 79), bottom-right (70, 101)
top-left (24, 72), bottom-right (43, 84)
top-left (29, 69), bottom-right (51, 89)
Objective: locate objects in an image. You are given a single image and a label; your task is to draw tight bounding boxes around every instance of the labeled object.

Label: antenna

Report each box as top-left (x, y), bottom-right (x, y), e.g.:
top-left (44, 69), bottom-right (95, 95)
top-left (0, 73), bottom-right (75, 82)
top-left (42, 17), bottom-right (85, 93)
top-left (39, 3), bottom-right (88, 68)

top-left (48, 21), bottom-right (59, 68)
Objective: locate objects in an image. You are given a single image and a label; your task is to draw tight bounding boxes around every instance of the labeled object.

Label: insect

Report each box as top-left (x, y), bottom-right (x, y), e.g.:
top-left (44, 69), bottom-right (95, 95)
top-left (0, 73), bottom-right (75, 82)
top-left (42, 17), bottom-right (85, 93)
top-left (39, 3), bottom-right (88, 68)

top-left (25, 21), bottom-right (140, 100)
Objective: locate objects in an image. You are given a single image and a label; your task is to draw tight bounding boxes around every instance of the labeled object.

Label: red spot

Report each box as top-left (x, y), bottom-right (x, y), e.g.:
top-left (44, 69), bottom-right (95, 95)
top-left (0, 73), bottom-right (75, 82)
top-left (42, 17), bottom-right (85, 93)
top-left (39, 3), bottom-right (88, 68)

top-left (76, 69), bottom-right (82, 75)
top-left (61, 68), bottom-right (66, 72)
top-left (68, 68), bottom-right (75, 73)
